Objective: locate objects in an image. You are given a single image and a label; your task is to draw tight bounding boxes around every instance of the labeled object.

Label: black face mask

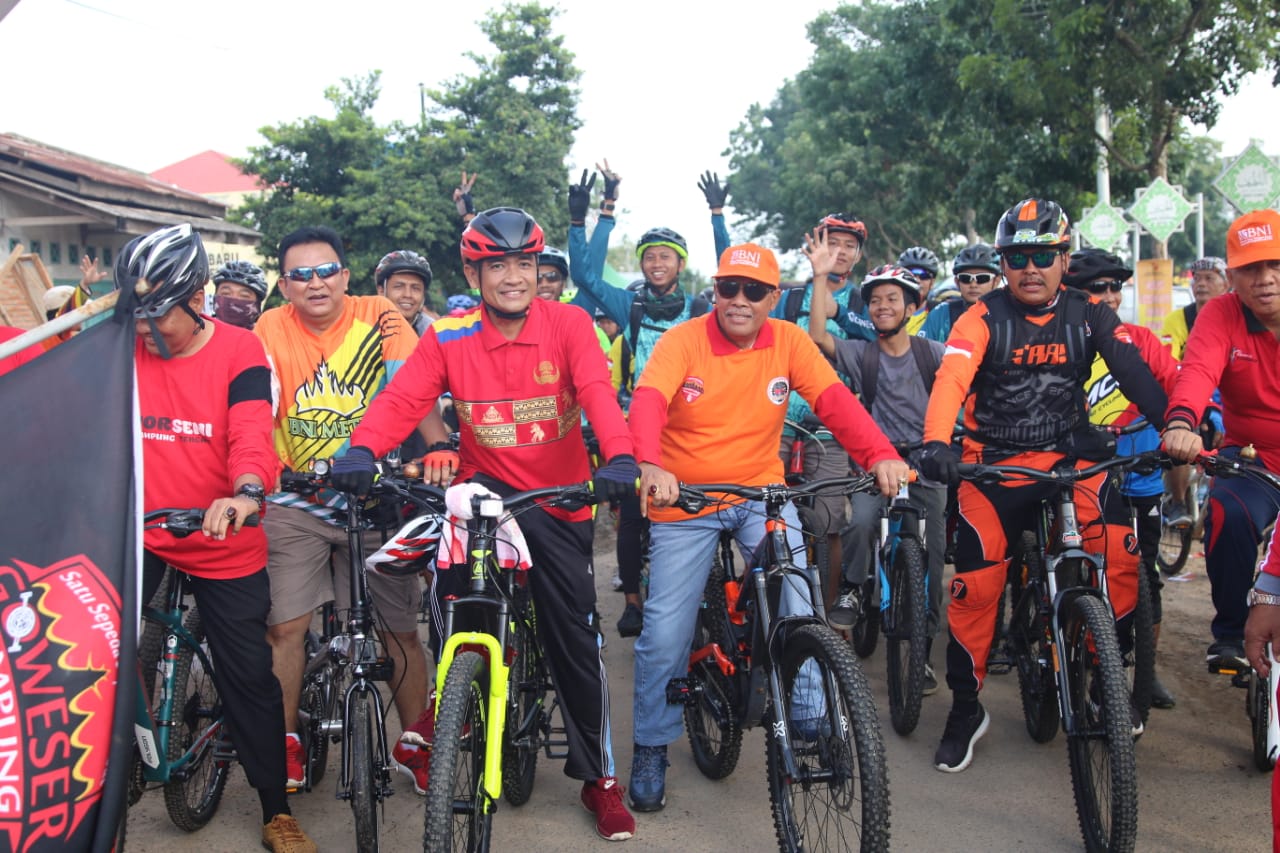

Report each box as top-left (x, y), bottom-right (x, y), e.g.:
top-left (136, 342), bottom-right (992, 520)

top-left (214, 294), bottom-right (260, 329)
top-left (640, 287), bottom-right (685, 322)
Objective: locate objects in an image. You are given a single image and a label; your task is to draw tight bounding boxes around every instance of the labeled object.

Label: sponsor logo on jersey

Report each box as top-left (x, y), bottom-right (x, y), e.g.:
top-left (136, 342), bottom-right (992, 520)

top-left (294, 360), bottom-right (367, 418)
top-left (534, 361), bottom-right (560, 385)
top-left (680, 376), bottom-right (705, 403)
top-left (766, 377), bottom-right (790, 406)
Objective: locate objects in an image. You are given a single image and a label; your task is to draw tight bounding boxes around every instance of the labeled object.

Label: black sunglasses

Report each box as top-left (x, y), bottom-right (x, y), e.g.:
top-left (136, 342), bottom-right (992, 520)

top-left (1002, 250), bottom-right (1063, 270)
top-left (1085, 279), bottom-right (1125, 294)
top-left (284, 261), bottom-right (342, 282)
top-left (715, 279), bottom-right (773, 303)
top-left (956, 272), bottom-right (997, 285)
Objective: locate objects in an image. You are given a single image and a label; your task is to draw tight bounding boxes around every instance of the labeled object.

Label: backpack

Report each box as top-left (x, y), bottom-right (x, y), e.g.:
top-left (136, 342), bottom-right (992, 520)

top-left (859, 337), bottom-right (941, 412)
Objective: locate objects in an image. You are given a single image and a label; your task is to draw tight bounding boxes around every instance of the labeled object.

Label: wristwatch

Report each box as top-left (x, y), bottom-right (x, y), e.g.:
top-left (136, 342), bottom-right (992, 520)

top-left (237, 483), bottom-right (266, 513)
top-left (1246, 588), bottom-right (1280, 607)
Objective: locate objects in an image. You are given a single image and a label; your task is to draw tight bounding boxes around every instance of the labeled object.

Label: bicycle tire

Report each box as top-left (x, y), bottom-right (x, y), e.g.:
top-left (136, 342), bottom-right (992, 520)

top-left (502, 584), bottom-right (543, 805)
top-left (1125, 565), bottom-right (1155, 725)
top-left (766, 623), bottom-right (890, 852)
top-left (1063, 595), bottom-right (1138, 853)
top-left (349, 690), bottom-right (380, 853)
top-left (1251, 671), bottom-right (1275, 772)
top-left (1156, 485), bottom-right (1193, 575)
top-left (131, 611), bottom-right (165, 807)
top-left (849, 574), bottom-right (879, 659)
top-left (162, 610), bottom-right (230, 832)
top-left (684, 558), bottom-right (744, 779)
top-left (1011, 546), bottom-right (1059, 743)
top-left (424, 651), bottom-right (492, 853)
top-left (884, 535), bottom-right (928, 736)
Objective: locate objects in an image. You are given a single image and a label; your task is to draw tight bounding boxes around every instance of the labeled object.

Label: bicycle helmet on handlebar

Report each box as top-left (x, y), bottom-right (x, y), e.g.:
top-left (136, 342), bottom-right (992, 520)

top-left (375, 249), bottom-right (433, 288)
top-left (212, 259), bottom-right (268, 302)
top-left (460, 207), bottom-right (545, 262)
top-left (365, 513), bottom-right (443, 577)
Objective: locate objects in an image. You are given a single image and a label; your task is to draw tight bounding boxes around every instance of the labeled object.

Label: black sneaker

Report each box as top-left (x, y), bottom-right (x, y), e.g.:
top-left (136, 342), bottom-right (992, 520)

top-left (617, 603), bottom-right (644, 638)
top-left (828, 588), bottom-right (859, 630)
top-left (934, 703), bottom-right (989, 773)
top-left (1206, 639), bottom-right (1248, 674)
top-left (1150, 674), bottom-right (1176, 709)
top-left (922, 663), bottom-right (939, 696)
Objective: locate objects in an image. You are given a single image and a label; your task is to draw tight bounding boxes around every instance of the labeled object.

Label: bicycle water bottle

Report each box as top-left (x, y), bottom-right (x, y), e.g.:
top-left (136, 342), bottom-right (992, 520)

top-left (787, 437), bottom-right (805, 479)
top-left (1269, 647), bottom-right (1280, 766)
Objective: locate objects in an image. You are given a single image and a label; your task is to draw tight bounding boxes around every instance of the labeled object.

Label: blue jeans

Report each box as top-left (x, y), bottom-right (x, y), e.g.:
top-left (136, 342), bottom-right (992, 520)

top-left (633, 500), bottom-right (822, 747)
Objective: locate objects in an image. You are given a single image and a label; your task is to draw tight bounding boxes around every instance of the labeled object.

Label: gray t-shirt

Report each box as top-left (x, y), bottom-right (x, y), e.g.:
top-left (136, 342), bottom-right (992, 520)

top-left (830, 338), bottom-right (944, 448)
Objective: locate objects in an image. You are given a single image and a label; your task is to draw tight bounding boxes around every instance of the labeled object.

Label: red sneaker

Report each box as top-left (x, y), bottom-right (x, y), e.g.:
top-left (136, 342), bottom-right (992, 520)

top-left (581, 777), bottom-right (635, 841)
top-left (285, 735), bottom-right (305, 788)
top-left (392, 742), bottom-right (430, 795)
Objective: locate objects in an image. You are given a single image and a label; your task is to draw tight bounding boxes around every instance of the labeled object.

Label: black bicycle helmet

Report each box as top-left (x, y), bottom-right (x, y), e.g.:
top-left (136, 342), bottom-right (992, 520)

top-left (817, 212), bottom-right (868, 245)
top-left (539, 246), bottom-right (570, 278)
top-left (860, 264), bottom-right (922, 308)
top-left (460, 207), bottom-right (545, 262)
top-left (898, 246), bottom-right (940, 277)
top-left (952, 243), bottom-right (1001, 275)
top-left (364, 513), bottom-right (443, 577)
top-left (212, 259), bottom-right (269, 301)
top-left (375, 250), bottom-right (433, 288)
top-left (1063, 248), bottom-right (1132, 289)
top-left (116, 224), bottom-right (209, 320)
top-left (994, 198), bottom-right (1071, 250)
top-left (636, 227), bottom-right (688, 261)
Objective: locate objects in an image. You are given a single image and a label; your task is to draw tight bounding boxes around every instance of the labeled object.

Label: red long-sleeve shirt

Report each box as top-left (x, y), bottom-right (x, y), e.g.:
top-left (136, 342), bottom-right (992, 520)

top-left (1166, 292), bottom-right (1280, 473)
top-left (351, 298), bottom-right (632, 520)
top-left (137, 320), bottom-right (279, 578)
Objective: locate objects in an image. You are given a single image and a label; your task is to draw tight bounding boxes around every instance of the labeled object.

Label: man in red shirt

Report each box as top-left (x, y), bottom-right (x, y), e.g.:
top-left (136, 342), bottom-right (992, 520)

top-left (333, 207), bottom-right (640, 842)
top-left (1164, 208), bottom-right (1280, 673)
top-left (123, 224), bottom-right (314, 853)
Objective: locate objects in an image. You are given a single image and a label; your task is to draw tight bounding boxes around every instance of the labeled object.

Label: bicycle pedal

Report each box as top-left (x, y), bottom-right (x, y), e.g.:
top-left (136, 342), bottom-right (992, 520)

top-left (1208, 658), bottom-right (1248, 677)
top-left (1231, 672), bottom-right (1251, 689)
top-left (665, 677), bottom-right (698, 705)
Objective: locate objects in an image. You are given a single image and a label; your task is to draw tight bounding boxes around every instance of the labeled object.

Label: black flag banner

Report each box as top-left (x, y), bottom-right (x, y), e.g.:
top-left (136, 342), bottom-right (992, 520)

top-left (0, 310), bottom-right (137, 852)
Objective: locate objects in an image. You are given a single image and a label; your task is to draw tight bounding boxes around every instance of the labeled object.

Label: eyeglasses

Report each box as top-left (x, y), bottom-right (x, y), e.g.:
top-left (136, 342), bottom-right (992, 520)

top-left (714, 279), bottom-right (773, 303)
top-left (1002, 250), bottom-right (1063, 270)
top-left (1084, 279), bottom-right (1125, 294)
top-left (908, 268), bottom-right (936, 280)
top-left (284, 262), bottom-right (342, 282)
top-left (537, 271), bottom-right (563, 283)
top-left (956, 272), bottom-right (997, 285)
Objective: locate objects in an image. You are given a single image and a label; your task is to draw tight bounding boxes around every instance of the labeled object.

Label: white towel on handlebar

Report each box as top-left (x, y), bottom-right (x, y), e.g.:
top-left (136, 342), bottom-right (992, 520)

top-left (436, 482), bottom-right (533, 571)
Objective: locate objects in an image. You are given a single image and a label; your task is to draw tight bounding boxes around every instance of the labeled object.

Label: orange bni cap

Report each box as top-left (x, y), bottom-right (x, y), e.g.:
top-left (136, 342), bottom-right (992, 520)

top-left (714, 243), bottom-right (780, 286)
top-left (1226, 208), bottom-right (1280, 269)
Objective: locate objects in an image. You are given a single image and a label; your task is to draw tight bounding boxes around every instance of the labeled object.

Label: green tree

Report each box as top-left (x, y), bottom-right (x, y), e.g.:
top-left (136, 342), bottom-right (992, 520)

top-left (233, 3), bottom-right (581, 303)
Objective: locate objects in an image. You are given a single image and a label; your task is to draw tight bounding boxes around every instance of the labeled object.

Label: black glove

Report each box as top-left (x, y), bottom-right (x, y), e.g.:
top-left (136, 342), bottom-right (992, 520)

top-left (454, 189), bottom-right (475, 218)
top-left (697, 170), bottom-right (730, 209)
top-left (600, 167), bottom-right (621, 201)
top-left (331, 445), bottom-right (377, 496)
top-left (593, 454), bottom-right (640, 503)
top-left (919, 440), bottom-right (959, 486)
top-left (568, 169), bottom-right (596, 222)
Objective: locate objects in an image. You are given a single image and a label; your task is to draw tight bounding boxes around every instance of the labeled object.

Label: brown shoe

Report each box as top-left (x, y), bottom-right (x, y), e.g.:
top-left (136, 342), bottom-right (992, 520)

top-left (262, 814), bottom-right (317, 853)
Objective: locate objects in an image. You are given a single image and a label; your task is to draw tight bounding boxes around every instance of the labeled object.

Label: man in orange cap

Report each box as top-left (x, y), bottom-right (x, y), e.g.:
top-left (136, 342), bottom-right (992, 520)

top-left (624, 242), bottom-right (908, 812)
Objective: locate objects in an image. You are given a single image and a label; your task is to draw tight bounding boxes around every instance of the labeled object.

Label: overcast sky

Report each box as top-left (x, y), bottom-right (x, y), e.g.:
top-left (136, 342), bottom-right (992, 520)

top-left (2, 0), bottom-right (1274, 273)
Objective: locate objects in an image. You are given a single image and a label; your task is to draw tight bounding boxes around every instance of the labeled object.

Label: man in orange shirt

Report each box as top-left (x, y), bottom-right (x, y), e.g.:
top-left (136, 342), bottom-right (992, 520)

top-left (625, 242), bottom-right (908, 811)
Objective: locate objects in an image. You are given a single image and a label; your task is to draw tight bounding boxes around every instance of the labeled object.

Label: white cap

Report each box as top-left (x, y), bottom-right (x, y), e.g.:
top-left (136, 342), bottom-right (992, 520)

top-left (43, 285), bottom-right (76, 313)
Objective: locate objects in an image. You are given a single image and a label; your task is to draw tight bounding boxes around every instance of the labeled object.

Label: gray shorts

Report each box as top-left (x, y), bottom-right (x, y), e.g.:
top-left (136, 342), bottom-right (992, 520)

top-left (777, 434), bottom-right (850, 534)
top-left (264, 504), bottom-right (421, 633)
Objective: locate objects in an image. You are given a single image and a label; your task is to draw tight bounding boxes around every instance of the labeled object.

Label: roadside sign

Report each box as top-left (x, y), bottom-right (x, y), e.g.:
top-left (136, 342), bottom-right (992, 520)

top-left (1129, 178), bottom-right (1193, 243)
top-left (1077, 203), bottom-right (1130, 249)
top-left (1214, 142), bottom-right (1280, 213)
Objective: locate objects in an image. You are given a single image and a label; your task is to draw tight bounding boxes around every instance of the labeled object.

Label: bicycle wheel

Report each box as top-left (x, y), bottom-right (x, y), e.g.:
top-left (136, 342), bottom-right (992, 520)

top-left (424, 651), bottom-right (492, 853)
top-left (299, 654), bottom-right (339, 788)
top-left (349, 689), bottom-right (380, 853)
top-left (884, 535), bottom-right (928, 736)
top-left (503, 585), bottom-right (544, 805)
top-left (1124, 565), bottom-right (1155, 725)
top-left (1010, 546), bottom-right (1059, 743)
top-left (1250, 671), bottom-right (1275, 772)
top-left (1156, 488), bottom-right (1193, 575)
top-left (849, 574), bottom-right (879, 659)
top-left (1063, 595), bottom-right (1138, 853)
top-left (684, 558), bottom-right (743, 779)
top-left (766, 623), bottom-right (890, 852)
top-left (162, 610), bottom-right (230, 832)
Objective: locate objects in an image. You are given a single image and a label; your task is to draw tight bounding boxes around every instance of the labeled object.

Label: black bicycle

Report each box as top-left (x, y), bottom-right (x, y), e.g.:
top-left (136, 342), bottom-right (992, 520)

top-left (670, 477), bottom-right (890, 853)
top-left (960, 453), bottom-right (1162, 853)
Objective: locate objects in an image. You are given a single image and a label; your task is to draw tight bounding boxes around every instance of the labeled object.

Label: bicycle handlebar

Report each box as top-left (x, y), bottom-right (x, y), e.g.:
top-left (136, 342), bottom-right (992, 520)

top-left (1197, 450), bottom-right (1280, 493)
top-left (957, 449), bottom-right (1171, 486)
top-left (143, 507), bottom-right (260, 536)
top-left (673, 475), bottom-right (879, 515)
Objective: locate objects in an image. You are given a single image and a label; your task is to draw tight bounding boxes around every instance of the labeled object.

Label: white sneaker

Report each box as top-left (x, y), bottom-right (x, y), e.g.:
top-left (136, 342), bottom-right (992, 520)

top-left (611, 573), bottom-right (623, 591)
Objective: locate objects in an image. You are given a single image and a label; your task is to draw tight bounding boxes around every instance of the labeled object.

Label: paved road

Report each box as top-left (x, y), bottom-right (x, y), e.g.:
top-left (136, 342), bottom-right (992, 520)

top-left (123, 524), bottom-right (1271, 852)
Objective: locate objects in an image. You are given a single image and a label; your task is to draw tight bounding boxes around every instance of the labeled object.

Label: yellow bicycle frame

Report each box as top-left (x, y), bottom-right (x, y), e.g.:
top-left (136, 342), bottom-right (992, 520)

top-left (434, 630), bottom-right (510, 805)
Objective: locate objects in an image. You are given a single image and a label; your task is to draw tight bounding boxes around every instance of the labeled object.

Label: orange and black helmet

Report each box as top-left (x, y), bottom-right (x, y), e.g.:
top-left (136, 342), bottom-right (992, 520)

top-left (994, 198), bottom-right (1071, 250)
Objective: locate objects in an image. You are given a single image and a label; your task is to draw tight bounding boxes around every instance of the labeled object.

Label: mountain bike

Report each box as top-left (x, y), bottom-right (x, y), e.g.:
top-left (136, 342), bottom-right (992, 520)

top-left (1157, 463), bottom-right (1208, 575)
top-left (282, 461), bottom-right (444, 853)
top-left (421, 481), bottom-right (590, 852)
top-left (1194, 448), bottom-right (1280, 772)
top-left (783, 416), bottom-right (835, 606)
top-left (669, 477), bottom-right (890, 853)
top-left (122, 508), bottom-right (255, 842)
top-left (959, 453), bottom-right (1160, 853)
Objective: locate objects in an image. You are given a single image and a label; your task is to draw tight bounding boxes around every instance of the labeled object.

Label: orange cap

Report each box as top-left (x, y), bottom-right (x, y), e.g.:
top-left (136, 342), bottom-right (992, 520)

top-left (714, 243), bottom-right (780, 286)
top-left (1227, 209), bottom-right (1280, 269)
